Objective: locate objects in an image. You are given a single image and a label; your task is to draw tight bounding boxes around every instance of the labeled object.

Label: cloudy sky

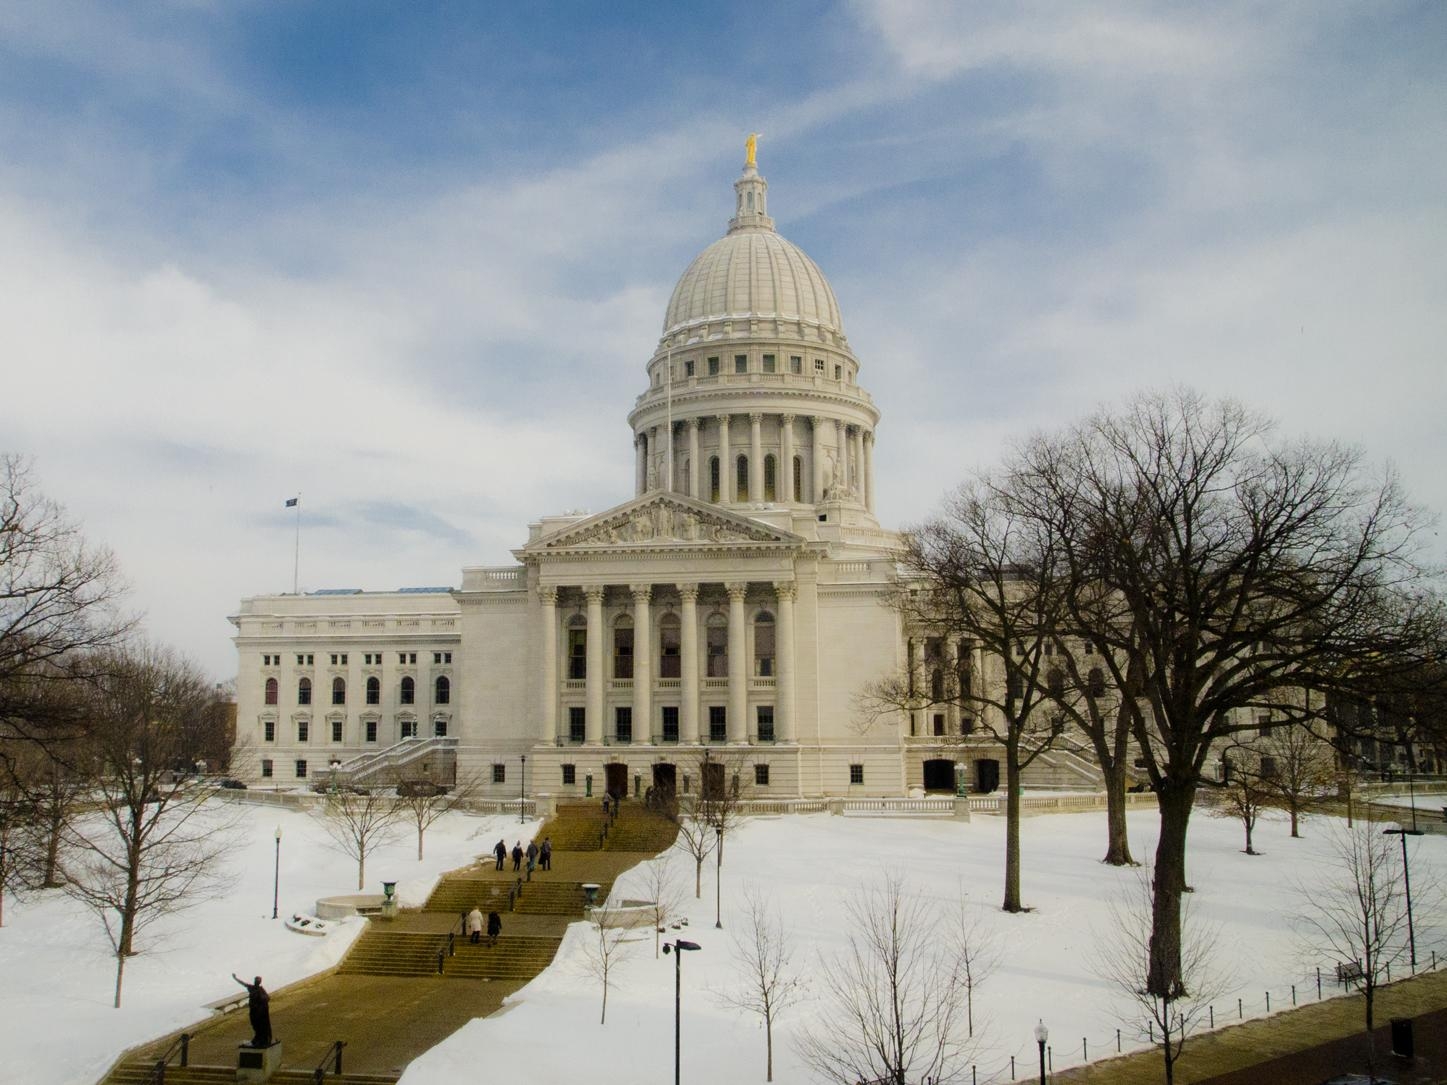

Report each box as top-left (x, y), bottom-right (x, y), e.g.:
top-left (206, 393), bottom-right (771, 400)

top-left (2, 2), bottom-right (1444, 679)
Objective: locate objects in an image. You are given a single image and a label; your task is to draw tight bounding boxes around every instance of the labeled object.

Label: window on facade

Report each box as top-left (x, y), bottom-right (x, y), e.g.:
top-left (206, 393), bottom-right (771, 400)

top-left (434, 675), bottom-right (450, 705)
top-left (568, 625), bottom-right (587, 679)
top-left (263, 719), bottom-right (275, 743)
top-left (736, 455), bottom-right (749, 501)
top-left (331, 719), bottom-right (343, 743)
top-left (331, 653), bottom-right (348, 666)
top-left (264, 678), bottom-right (278, 706)
top-left (366, 676), bottom-right (380, 705)
top-left (661, 706), bottom-right (679, 743)
top-left (297, 677), bottom-right (312, 705)
top-left (762, 353), bottom-right (776, 373)
top-left (296, 760), bottom-right (308, 778)
top-left (755, 763), bottom-right (770, 786)
top-left (1257, 716), bottom-right (1273, 737)
top-left (297, 720), bottom-right (309, 743)
top-left (685, 359), bottom-right (695, 377)
top-left (754, 612), bottom-right (775, 676)
top-left (789, 355), bottom-right (802, 374)
top-left (849, 763), bottom-right (864, 785)
top-left (493, 763), bottom-right (506, 784)
top-left (814, 358), bottom-right (825, 372)
top-left (562, 764), bottom-right (576, 785)
top-left (706, 619), bottom-right (728, 678)
top-left (615, 706), bottom-right (632, 744)
top-left (332, 677), bottom-right (346, 705)
top-left (734, 354), bottom-right (747, 374)
top-left (365, 720), bottom-right (377, 743)
top-left (569, 706), bottom-right (586, 743)
top-left (433, 651), bottom-right (452, 664)
top-left (1260, 756), bottom-right (1278, 779)
top-left (401, 719), bottom-right (417, 739)
top-left (960, 715), bottom-right (975, 735)
top-left (613, 624), bottom-right (634, 679)
top-left (658, 615), bottom-right (681, 678)
top-left (709, 457), bottom-right (721, 502)
top-left (834, 364), bottom-right (843, 380)
top-left (1086, 668), bottom-right (1106, 699)
top-left (261, 759), bottom-right (273, 778)
top-left (793, 456), bottom-right (803, 501)
top-left (763, 455), bottom-right (776, 501)
top-left (707, 356), bottom-right (720, 376)
top-left (296, 654), bottom-right (305, 666)
top-left (433, 719), bottom-right (447, 737)
top-left (930, 669), bottom-right (945, 702)
top-left (400, 676), bottom-right (415, 705)
top-left (932, 713), bottom-right (945, 736)
top-left (757, 706), bottom-right (775, 743)
top-left (709, 705), bottom-right (727, 742)
top-left (1006, 672), bottom-right (1023, 701)
top-left (398, 652), bottom-right (416, 664)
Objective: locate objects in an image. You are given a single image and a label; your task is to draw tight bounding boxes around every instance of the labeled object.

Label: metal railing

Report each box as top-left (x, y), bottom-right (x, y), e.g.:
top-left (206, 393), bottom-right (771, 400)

top-left (143, 1033), bottom-right (189, 1084)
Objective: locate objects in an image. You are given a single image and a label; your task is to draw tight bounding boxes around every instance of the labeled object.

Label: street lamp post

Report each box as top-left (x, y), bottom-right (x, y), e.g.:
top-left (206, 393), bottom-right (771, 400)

top-left (519, 754), bottom-right (527, 824)
top-left (1034, 1019), bottom-right (1048, 1085)
top-left (662, 939), bottom-right (702, 1085)
top-left (271, 826), bottom-right (283, 920)
top-left (1382, 770), bottom-right (1424, 968)
top-left (714, 826), bottom-right (723, 929)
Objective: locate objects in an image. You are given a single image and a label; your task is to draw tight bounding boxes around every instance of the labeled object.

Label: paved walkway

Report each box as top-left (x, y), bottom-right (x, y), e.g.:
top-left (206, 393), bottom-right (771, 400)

top-left (1055, 969), bottom-right (1447, 1084)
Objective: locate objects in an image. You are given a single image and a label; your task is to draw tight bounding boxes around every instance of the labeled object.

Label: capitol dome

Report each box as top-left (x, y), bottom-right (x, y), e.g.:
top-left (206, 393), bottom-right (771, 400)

top-left (661, 160), bottom-right (846, 344)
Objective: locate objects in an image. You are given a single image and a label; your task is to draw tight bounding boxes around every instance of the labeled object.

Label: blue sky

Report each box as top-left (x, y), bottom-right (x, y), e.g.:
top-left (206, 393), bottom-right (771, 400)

top-left (2, 2), bottom-right (1444, 678)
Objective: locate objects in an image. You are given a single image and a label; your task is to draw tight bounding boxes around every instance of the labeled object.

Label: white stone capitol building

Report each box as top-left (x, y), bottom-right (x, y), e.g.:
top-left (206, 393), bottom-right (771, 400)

top-left (232, 149), bottom-right (1040, 801)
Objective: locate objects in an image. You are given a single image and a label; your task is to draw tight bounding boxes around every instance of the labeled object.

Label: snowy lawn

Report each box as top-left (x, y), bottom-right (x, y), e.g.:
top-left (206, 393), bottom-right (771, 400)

top-left (0, 799), bottom-right (536, 1085)
top-left (401, 806), bottom-right (1447, 1085)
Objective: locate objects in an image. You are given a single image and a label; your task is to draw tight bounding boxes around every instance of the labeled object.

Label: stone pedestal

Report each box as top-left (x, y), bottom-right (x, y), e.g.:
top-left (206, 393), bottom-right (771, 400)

top-left (236, 1041), bottom-right (282, 1083)
top-left (380, 898), bottom-right (399, 920)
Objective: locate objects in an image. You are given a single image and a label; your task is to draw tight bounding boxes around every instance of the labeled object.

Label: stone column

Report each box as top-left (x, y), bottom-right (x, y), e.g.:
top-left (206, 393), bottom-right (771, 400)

top-left (864, 430), bottom-right (875, 513)
top-left (811, 416), bottom-right (825, 502)
top-left (852, 426), bottom-right (865, 499)
top-left (539, 587), bottom-right (558, 742)
top-left (687, 418), bottom-right (700, 499)
top-left (749, 413), bottom-right (763, 502)
top-left (727, 582), bottom-right (748, 742)
top-left (908, 636), bottom-right (923, 737)
top-left (775, 582), bottom-right (795, 742)
top-left (944, 636), bottom-right (959, 735)
top-left (835, 419), bottom-right (848, 496)
top-left (631, 585), bottom-right (652, 742)
top-left (780, 414), bottom-right (795, 503)
top-left (635, 434), bottom-right (646, 496)
top-left (585, 586), bottom-right (605, 744)
top-left (717, 415), bottom-right (732, 503)
top-left (680, 586), bottom-right (700, 743)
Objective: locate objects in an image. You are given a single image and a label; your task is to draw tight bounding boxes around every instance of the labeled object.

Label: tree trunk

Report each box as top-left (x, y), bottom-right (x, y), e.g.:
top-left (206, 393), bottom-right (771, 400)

top-left (1289, 804), bottom-right (1300, 838)
top-left (113, 946), bottom-right (127, 1009)
top-left (44, 806), bottom-right (65, 887)
top-left (357, 856), bottom-right (365, 892)
top-left (600, 979), bottom-right (608, 1025)
top-left (695, 857), bottom-right (703, 898)
top-left (1148, 781), bottom-right (1195, 998)
top-left (1244, 816), bottom-right (1255, 855)
top-left (1002, 736), bottom-right (1023, 913)
top-left (1162, 1009), bottom-right (1175, 1085)
top-left (766, 1014), bottom-right (774, 1081)
top-left (1101, 760), bottom-right (1135, 866)
top-left (418, 826), bottom-right (425, 861)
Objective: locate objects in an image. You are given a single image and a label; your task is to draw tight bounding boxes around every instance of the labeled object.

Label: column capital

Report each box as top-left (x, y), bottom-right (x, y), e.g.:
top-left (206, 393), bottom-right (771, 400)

top-left (539, 586), bottom-right (558, 606)
top-left (687, 416), bottom-right (700, 430)
top-left (749, 412), bottom-right (763, 424)
top-left (584, 586), bottom-right (607, 604)
top-left (773, 581), bottom-right (797, 602)
top-left (781, 413), bottom-right (795, 425)
top-left (678, 584), bottom-right (700, 604)
top-left (726, 582), bottom-right (749, 601)
top-left (864, 428), bottom-right (875, 445)
top-left (629, 583), bottom-right (653, 602)
top-left (716, 413), bottom-right (731, 424)
top-left (812, 414), bottom-right (827, 426)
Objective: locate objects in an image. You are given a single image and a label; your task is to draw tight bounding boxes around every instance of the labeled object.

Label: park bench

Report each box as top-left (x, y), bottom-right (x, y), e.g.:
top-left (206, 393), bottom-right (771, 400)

top-left (1336, 960), bottom-right (1364, 986)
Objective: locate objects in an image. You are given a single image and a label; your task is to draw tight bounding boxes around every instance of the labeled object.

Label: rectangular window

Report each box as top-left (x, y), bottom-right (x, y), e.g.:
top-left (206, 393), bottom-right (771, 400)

top-left (331, 720), bottom-right (343, 743)
top-left (263, 720), bottom-right (275, 743)
top-left (261, 759), bottom-right (273, 778)
top-left (433, 652), bottom-right (451, 664)
top-left (296, 654), bottom-right (305, 666)
top-left (834, 364), bottom-right (843, 381)
top-left (295, 760), bottom-right (308, 779)
top-left (814, 358), bottom-right (825, 372)
top-left (614, 627), bottom-right (634, 679)
top-left (685, 359), bottom-right (695, 377)
top-left (365, 720), bottom-right (377, 743)
top-left (433, 719), bottom-right (447, 737)
top-left (615, 706), bottom-right (632, 744)
top-left (709, 705), bottom-right (727, 742)
top-left (562, 764), bottom-right (576, 786)
top-left (789, 355), bottom-right (802, 374)
top-left (493, 763), bottom-right (506, 784)
top-left (849, 763), bottom-right (864, 785)
top-left (933, 714), bottom-right (945, 736)
top-left (569, 706), bottom-right (586, 744)
top-left (297, 720), bottom-right (309, 743)
top-left (659, 624), bottom-right (681, 678)
top-left (707, 356), bottom-right (720, 376)
top-left (754, 763), bottom-right (770, 786)
top-left (762, 353), bottom-right (776, 373)
top-left (568, 629), bottom-right (587, 679)
top-left (734, 354), bottom-right (747, 374)
top-left (960, 715), bottom-right (975, 735)
top-left (661, 706), bottom-right (679, 743)
top-left (757, 706), bottom-right (775, 743)
top-left (1257, 716), bottom-right (1273, 737)
top-left (401, 719), bottom-right (416, 739)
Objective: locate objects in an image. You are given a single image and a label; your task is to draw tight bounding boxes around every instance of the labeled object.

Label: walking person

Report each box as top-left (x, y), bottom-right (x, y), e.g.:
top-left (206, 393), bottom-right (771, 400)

top-left (493, 839), bottom-right (506, 871)
top-left (539, 837), bottom-right (552, 871)
top-left (486, 910), bottom-right (502, 947)
top-left (467, 906), bottom-right (484, 944)
top-left (511, 841), bottom-right (523, 872)
top-left (525, 840), bottom-right (538, 875)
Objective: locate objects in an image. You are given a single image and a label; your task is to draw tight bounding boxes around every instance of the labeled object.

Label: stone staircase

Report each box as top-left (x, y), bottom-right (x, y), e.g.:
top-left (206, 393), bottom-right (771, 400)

top-left (338, 929), bottom-right (564, 980)
top-left (423, 876), bottom-right (609, 916)
top-left (601, 806), bottom-right (679, 853)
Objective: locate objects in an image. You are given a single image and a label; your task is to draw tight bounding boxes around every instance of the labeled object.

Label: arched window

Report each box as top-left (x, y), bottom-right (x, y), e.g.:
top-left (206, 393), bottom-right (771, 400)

top-left (366, 676), bottom-right (380, 705)
top-left (435, 675), bottom-right (450, 705)
top-left (264, 678), bottom-right (278, 706)
top-left (793, 456), bottom-right (804, 502)
top-left (1087, 667), bottom-right (1106, 699)
top-left (1047, 668), bottom-right (1065, 698)
top-left (706, 614), bottom-right (728, 678)
top-left (754, 611), bottom-right (775, 676)
top-left (764, 454), bottom-right (777, 501)
top-left (297, 677), bottom-right (312, 705)
top-left (400, 676), bottom-right (415, 705)
top-left (659, 613), bottom-right (681, 678)
top-left (568, 615), bottom-right (587, 679)
top-left (332, 677), bottom-right (346, 705)
top-left (709, 457), bottom-right (720, 502)
top-left (736, 455), bottom-right (749, 502)
top-left (613, 616), bottom-right (634, 680)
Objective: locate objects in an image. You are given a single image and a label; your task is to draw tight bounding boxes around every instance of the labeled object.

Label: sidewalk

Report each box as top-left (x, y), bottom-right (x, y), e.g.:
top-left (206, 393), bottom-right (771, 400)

top-left (1055, 970), bottom-right (1447, 1084)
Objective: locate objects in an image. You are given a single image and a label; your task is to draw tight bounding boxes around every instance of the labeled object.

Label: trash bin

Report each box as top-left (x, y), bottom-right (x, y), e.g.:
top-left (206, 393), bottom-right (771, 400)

top-left (1391, 1016), bottom-right (1414, 1058)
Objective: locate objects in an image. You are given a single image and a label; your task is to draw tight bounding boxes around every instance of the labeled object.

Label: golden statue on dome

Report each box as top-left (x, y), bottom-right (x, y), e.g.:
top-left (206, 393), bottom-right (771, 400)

top-left (745, 132), bottom-right (759, 168)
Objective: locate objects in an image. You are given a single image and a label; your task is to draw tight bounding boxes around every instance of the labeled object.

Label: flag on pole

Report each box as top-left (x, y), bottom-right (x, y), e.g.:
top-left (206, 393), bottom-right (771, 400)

top-left (285, 497), bottom-right (299, 508)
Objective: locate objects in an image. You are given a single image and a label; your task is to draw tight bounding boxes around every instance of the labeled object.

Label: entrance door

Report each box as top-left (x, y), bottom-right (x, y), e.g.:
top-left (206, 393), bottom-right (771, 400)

top-left (650, 763), bottom-right (677, 813)
top-left (975, 758), bottom-right (1000, 794)
top-left (701, 760), bottom-right (726, 801)
top-left (922, 758), bottom-right (955, 792)
top-left (604, 763), bottom-right (628, 803)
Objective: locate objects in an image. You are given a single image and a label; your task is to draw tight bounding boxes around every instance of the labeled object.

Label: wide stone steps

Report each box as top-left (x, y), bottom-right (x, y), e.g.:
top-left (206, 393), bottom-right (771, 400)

top-left (425, 878), bottom-right (606, 916)
top-left (104, 1065), bottom-right (395, 1085)
top-left (338, 930), bottom-right (561, 980)
top-left (601, 819), bottom-right (678, 853)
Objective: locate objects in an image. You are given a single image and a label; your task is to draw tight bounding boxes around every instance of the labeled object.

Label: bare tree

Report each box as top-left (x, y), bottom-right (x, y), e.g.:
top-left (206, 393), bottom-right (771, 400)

top-left (61, 642), bottom-right (236, 1007)
top-left (396, 772), bottom-right (482, 861)
top-left (797, 875), bottom-right (977, 1085)
top-left (0, 767), bottom-right (36, 926)
top-left (1208, 744), bottom-right (1272, 855)
top-left (1098, 864), bottom-right (1229, 1085)
top-left (579, 901), bottom-right (635, 1025)
top-left (716, 885), bottom-right (804, 1081)
top-left (636, 854), bottom-right (686, 958)
top-left (687, 746), bottom-right (752, 866)
top-left (672, 809), bottom-right (717, 899)
top-left (1258, 721), bottom-right (1336, 838)
top-left (953, 897), bottom-right (999, 1039)
top-left (1296, 820), bottom-right (1412, 1069)
top-left (314, 787), bottom-right (403, 891)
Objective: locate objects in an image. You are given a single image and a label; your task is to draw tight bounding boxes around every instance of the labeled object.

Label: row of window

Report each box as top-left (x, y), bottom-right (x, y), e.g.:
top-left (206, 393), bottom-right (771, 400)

top-left (559, 704), bottom-right (776, 743)
top-left (665, 354), bottom-right (847, 382)
top-left (265, 675), bottom-right (450, 707)
top-left (260, 758), bottom-right (833, 788)
top-left (262, 717), bottom-right (447, 744)
top-left (567, 612), bottom-right (777, 681)
top-left (263, 650), bottom-right (452, 668)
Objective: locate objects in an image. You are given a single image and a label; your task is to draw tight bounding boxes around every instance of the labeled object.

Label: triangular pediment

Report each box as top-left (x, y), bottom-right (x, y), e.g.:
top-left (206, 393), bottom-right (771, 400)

top-left (526, 494), bottom-right (802, 553)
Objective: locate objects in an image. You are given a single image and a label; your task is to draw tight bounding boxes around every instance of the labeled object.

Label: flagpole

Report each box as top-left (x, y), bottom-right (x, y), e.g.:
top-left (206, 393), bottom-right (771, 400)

top-left (292, 494), bottom-right (301, 595)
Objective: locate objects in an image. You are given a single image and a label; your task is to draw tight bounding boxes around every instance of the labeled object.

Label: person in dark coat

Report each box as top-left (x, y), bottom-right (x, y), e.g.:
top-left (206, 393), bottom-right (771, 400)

top-left (493, 839), bottom-right (507, 871)
top-left (511, 841), bottom-right (523, 872)
top-left (539, 837), bottom-right (552, 871)
top-left (230, 973), bottom-right (273, 1047)
top-left (525, 841), bottom-right (538, 874)
top-left (486, 910), bottom-right (502, 947)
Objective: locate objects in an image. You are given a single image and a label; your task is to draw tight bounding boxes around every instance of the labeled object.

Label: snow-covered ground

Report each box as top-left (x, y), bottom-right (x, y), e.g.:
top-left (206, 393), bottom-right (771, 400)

top-left (2, 800), bottom-right (1443, 1085)
top-left (0, 800), bottom-right (537, 1085)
